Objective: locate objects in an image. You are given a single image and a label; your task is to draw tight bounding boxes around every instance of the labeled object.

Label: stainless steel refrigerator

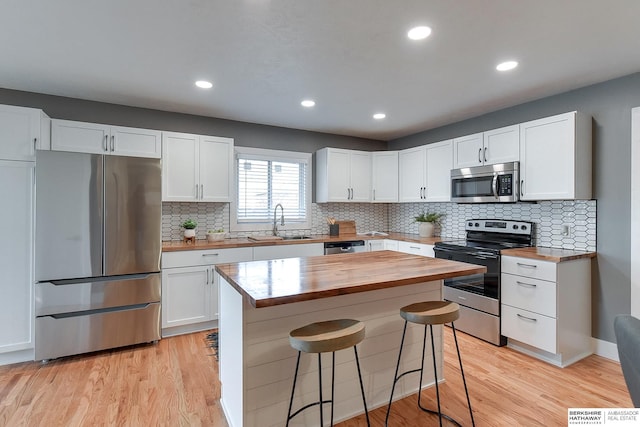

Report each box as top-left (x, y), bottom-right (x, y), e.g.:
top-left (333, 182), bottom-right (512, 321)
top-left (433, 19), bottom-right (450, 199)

top-left (34, 150), bottom-right (162, 361)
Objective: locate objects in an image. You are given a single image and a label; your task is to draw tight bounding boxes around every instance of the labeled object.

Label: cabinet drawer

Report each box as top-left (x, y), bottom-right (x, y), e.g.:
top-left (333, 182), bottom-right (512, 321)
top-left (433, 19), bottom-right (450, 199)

top-left (501, 273), bottom-right (556, 318)
top-left (502, 256), bottom-right (556, 282)
top-left (501, 304), bottom-right (556, 353)
top-left (162, 247), bottom-right (253, 268)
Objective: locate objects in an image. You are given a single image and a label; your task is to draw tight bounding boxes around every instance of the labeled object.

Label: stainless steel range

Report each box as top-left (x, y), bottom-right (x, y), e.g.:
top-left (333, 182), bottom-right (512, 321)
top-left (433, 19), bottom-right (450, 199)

top-left (434, 219), bottom-right (533, 346)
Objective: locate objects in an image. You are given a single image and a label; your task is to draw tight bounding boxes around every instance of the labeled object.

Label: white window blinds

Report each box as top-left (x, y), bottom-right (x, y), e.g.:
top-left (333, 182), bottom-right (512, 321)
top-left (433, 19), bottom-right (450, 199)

top-left (236, 152), bottom-right (308, 223)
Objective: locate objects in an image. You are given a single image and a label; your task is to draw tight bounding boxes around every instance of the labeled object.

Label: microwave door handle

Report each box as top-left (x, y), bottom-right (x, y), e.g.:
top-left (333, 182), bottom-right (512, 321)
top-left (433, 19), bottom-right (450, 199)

top-left (492, 174), bottom-right (498, 199)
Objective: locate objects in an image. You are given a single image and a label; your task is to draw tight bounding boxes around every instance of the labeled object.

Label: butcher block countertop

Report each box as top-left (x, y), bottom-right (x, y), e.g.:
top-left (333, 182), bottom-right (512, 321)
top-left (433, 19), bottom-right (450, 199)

top-left (162, 232), bottom-right (444, 252)
top-left (501, 247), bottom-right (597, 262)
top-left (215, 250), bottom-right (486, 308)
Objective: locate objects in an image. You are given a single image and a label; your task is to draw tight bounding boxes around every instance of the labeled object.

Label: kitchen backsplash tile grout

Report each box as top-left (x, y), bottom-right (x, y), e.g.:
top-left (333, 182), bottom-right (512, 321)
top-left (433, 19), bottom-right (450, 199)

top-left (162, 200), bottom-right (596, 251)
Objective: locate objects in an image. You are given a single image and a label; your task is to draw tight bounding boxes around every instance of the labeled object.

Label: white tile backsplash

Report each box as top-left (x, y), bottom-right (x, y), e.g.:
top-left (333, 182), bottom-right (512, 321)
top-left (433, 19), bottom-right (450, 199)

top-left (163, 200), bottom-right (596, 251)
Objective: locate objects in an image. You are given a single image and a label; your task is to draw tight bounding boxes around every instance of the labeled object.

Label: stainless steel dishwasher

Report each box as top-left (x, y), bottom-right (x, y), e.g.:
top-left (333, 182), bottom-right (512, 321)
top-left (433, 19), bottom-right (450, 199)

top-left (324, 240), bottom-right (366, 254)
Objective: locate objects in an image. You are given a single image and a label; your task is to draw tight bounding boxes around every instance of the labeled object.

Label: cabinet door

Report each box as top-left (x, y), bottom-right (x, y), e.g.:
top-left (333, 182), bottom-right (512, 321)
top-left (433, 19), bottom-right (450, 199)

top-left (520, 112), bottom-right (576, 200)
top-left (326, 149), bottom-right (351, 201)
top-left (453, 133), bottom-right (483, 168)
top-left (252, 243), bottom-right (324, 261)
top-left (51, 119), bottom-right (110, 154)
top-left (0, 105), bottom-right (41, 161)
top-left (111, 125), bottom-right (161, 158)
top-left (367, 240), bottom-right (385, 251)
top-left (397, 241), bottom-right (433, 257)
top-left (425, 140), bottom-right (453, 202)
top-left (349, 151), bottom-right (371, 202)
top-left (371, 151), bottom-right (398, 202)
top-left (199, 136), bottom-right (233, 202)
top-left (162, 132), bottom-right (198, 201)
top-left (161, 266), bottom-right (212, 328)
top-left (0, 161), bottom-right (34, 352)
top-left (398, 146), bottom-right (426, 202)
top-left (384, 240), bottom-right (399, 251)
top-left (483, 124), bottom-right (519, 165)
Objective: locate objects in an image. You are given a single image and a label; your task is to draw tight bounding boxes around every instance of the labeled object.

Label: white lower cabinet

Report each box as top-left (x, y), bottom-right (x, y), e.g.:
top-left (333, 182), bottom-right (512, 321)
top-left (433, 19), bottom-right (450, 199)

top-left (501, 255), bottom-right (592, 367)
top-left (161, 247), bottom-right (253, 336)
top-left (252, 243), bottom-right (323, 260)
top-left (397, 241), bottom-right (434, 257)
top-left (367, 239), bottom-right (386, 251)
top-left (384, 240), bottom-right (399, 251)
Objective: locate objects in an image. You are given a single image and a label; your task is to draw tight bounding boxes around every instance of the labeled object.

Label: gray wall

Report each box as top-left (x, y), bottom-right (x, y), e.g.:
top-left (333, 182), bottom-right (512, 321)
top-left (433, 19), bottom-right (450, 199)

top-left (389, 72), bottom-right (640, 343)
top-left (0, 88), bottom-right (386, 153)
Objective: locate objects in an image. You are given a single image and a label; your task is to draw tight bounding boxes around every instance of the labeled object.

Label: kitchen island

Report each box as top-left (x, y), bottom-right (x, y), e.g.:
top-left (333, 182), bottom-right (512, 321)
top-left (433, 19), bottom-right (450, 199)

top-left (215, 250), bottom-right (485, 427)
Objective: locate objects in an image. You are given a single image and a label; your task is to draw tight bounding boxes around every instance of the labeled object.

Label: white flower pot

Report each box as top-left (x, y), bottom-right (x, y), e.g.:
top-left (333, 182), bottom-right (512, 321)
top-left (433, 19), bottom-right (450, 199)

top-left (184, 229), bottom-right (196, 238)
top-left (418, 222), bottom-right (434, 238)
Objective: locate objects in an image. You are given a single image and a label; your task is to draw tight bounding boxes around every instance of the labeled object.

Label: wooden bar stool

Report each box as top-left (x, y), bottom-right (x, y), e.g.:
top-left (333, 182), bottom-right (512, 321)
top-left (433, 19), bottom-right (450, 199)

top-left (385, 301), bottom-right (475, 427)
top-left (286, 319), bottom-right (371, 427)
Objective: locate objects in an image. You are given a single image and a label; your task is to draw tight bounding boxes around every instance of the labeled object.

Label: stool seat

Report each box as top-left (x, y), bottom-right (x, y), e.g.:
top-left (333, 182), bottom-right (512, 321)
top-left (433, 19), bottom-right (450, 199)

top-left (400, 301), bottom-right (460, 325)
top-left (289, 319), bottom-right (365, 354)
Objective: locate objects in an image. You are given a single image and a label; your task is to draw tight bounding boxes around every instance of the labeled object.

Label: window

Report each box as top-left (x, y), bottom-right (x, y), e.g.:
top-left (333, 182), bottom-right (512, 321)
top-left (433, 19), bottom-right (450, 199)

top-left (232, 147), bottom-right (311, 232)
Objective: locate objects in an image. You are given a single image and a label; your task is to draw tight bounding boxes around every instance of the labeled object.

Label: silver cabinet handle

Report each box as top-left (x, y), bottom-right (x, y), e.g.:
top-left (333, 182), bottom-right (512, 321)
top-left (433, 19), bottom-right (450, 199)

top-left (104, 135), bottom-right (109, 152)
top-left (373, 189), bottom-right (376, 200)
top-left (206, 268), bottom-right (210, 284)
top-left (516, 281), bottom-right (537, 288)
top-left (521, 179), bottom-right (524, 196)
top-left (516, 262), bottom-right (537, 268)
top-left (409, 246), bottom-right (420, 250)
top-left (517, 313), bottom-right (537, 322)
top-left (110, 135), bottom-right (115, 152)
top-left (33, 138), bottom-right (37, 152)
top-left (202, 253), bottom-right (219, 257)
top-left (195, 184), bottom-right (199, 199)
top-left (484, 146), bottom-right (487, 162)
top-left (478, 148), bottom-right (482, 163)
top-left (200, 184), bottom-right (204, 200)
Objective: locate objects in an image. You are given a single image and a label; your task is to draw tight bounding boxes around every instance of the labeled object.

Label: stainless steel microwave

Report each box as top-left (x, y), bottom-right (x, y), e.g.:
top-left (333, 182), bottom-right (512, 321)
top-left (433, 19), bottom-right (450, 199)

top-left (451, 161), bottom-right (519, 203)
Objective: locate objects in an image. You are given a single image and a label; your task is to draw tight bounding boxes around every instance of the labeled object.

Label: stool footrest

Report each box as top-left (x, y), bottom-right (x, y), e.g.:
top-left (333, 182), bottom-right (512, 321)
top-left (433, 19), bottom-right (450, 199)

top-left (288, 400), bottom-right (333, 421)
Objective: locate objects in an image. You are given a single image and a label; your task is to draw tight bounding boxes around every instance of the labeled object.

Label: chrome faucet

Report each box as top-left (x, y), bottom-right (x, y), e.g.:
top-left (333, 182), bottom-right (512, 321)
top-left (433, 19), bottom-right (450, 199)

top-left (273, 203), bottom-right (284, 236)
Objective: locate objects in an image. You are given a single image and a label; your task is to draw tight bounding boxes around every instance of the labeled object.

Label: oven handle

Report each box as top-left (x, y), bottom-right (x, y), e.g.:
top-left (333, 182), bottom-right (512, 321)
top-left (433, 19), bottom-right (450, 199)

top-left (492, 173), bottom-right (498, 199)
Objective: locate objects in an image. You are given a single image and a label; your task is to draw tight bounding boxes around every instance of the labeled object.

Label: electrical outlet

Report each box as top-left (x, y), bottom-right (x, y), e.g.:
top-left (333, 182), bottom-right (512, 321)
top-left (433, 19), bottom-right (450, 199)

top-left (562, 224), bottom-right (571, 237)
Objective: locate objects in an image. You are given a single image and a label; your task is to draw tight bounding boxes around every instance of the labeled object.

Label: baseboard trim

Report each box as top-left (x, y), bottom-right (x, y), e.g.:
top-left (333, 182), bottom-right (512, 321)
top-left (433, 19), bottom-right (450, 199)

top-left (593, 337), bottom-right (619, 362)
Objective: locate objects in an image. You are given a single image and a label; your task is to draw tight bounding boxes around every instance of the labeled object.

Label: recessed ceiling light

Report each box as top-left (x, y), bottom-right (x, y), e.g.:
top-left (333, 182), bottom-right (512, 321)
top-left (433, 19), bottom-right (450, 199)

top-left (407, 26), bottom-right (432, 41)
top-left (496, 61), bottom-right (518, 71)
top-left (373, 113), bottom-right (386, 120)
top-left (195, 80), bottom-right (213, 89)
top-left (301, 99), bottom-right (315, 107)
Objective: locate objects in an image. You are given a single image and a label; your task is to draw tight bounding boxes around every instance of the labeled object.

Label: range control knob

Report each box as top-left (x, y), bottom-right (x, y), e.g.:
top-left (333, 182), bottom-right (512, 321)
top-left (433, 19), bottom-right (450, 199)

top-left (468, 222), bottom-right (473, 227)
top-left (474, 222), bottom-right (479, 227)
top-left (521, 225), bottom-right (527, 230)
top-left (512, 224), bottom-right (519, 230)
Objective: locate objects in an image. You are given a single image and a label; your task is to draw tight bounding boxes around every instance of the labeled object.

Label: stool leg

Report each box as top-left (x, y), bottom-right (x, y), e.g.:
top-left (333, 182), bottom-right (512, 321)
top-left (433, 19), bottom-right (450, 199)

top-left (286, 351), bottom-right (302, 427)
top-left (330, 352), bottom-right (335, 426)
top-left (353, 345), bottom-right (371, 427)
top-left (416, 323), bottom-right (428, 411)
top-left (428, 324), bottom-right (444, 427)
top-left (452, 322), bottom-right (475, 427)
top-left (318, 354), bottom-right (324, 427)
top-left (385, 320), bottom-right (408, 426)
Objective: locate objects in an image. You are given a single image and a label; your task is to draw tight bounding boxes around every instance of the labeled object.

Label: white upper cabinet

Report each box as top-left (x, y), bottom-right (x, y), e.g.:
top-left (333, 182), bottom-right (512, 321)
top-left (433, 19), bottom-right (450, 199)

top-left (371, 151), bottom-right (398, 202)
top-left (425, 140), bottom-right (453, 202)
top-left (0, 104), bottom-right (50, 161)
top-left (399, 140), bottom-right (452, 202)
top-left (315, 148), bottom-right (371, 202)
top-left (453, 125), bottom-right (519, 168)
top-left (51, 119), bottom-right (161, 158)
top-left (519, 111), bottom-right (591, 201)
top-left (162, 132), bottom-right (234, 202)
top-left (398, 145), bottom-right (426, 202)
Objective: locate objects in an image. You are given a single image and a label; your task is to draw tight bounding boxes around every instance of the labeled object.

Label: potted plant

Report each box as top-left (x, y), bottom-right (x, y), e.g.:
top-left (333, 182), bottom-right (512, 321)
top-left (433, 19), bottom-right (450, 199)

top-left (206, 228), bottom-right (226, 242)
top-left (414, 212), bottom-right (444, 237)
top-left (182, 219), bottom-right (197, 239)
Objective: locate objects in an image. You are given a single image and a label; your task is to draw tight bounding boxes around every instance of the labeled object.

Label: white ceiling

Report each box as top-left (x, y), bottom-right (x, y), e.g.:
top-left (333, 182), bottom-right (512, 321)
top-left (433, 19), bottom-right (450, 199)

top-left (1, 1), bottom-right (640, 140)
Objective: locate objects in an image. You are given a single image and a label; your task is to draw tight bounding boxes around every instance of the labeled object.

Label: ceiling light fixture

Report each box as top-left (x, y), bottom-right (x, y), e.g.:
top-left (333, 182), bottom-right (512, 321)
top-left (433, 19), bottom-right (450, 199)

top-left (407, 26), bottom-right (432, 40)
top-left (301, 99), bottom-right (315, 107)
top-left (373, 113), bottom-right (386, 120)
top-left (195, 80), bottom-right (213, 89)
top-left (496, 61), bottom-right (518, 71)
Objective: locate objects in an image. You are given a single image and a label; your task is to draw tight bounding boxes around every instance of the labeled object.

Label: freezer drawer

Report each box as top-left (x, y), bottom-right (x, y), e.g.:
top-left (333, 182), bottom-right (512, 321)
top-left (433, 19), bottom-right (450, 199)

top-left (35, 302), bottom-right (161, 360)
top-left (35, 273), bottom-right (161, 316)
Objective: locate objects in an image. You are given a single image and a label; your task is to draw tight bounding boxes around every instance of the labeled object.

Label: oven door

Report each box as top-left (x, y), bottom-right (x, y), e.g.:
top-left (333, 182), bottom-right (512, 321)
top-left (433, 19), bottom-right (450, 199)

top-left (434, 247), bottom-right (500, 299)
top-left (450, 162), bottom-right (519, 203)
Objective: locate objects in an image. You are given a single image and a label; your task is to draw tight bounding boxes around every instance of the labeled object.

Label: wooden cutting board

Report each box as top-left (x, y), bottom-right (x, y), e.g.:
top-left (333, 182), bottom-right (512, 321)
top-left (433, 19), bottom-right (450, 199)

top-left (336, 220), bottom-right (356, 236)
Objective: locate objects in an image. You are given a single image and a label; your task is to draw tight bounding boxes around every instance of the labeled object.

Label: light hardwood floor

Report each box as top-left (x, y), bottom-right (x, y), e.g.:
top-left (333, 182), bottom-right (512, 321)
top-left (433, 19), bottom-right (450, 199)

top-left (0, 329), bottom-right (631, 426)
